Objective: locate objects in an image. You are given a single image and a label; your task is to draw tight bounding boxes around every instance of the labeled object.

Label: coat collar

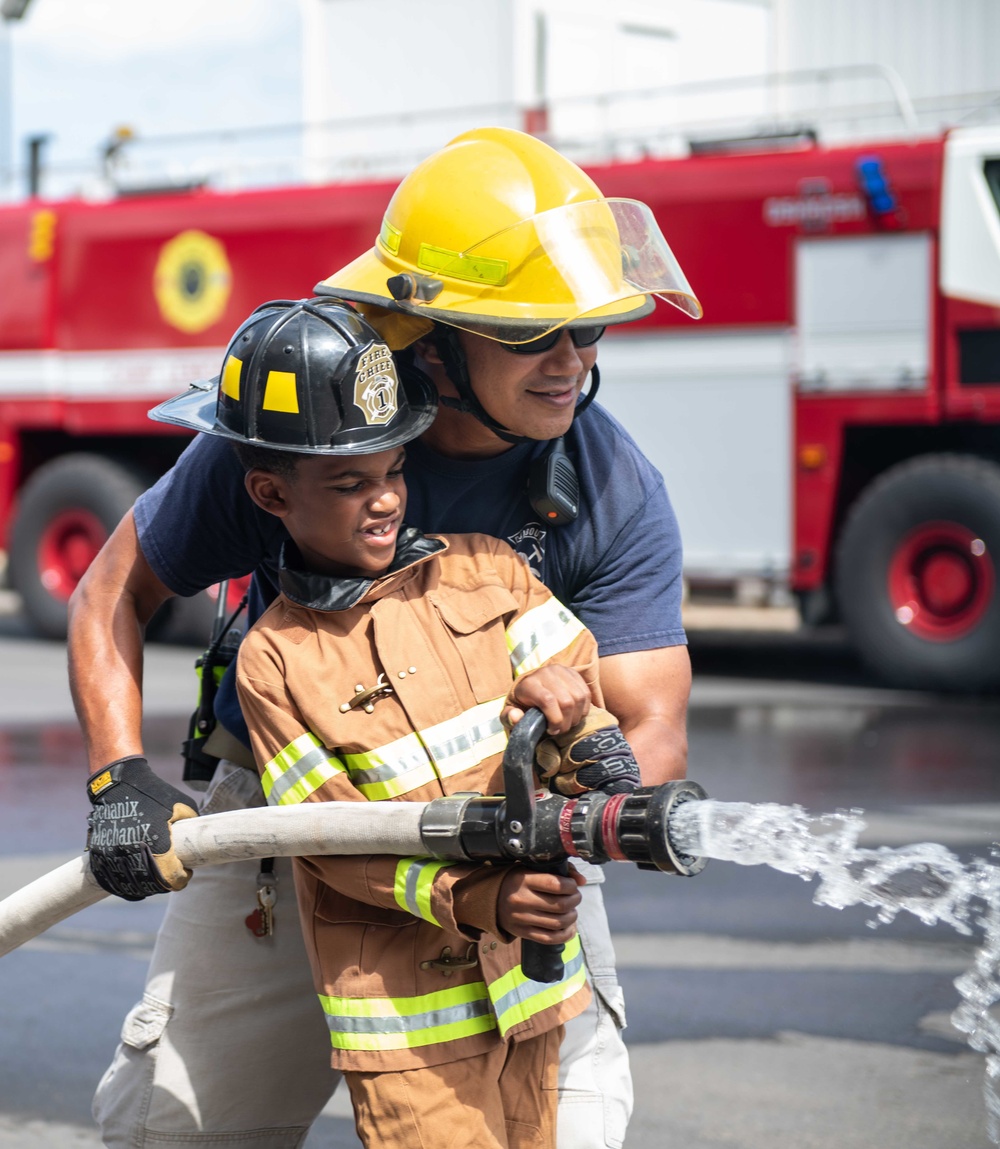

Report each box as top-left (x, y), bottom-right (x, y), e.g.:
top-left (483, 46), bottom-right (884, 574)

top-left (278, 525), bottom-right (448, 612)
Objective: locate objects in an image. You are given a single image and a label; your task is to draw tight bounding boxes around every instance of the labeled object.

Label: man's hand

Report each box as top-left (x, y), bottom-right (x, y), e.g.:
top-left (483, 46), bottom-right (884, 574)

top-left (86, 756), bottom-right (197, 901)
top-left (549, 724), bottom-right (642, 796)
top-left (503, 665), bottom-right (591, 736)
top-left (497, 866), bottom-right (584, 944)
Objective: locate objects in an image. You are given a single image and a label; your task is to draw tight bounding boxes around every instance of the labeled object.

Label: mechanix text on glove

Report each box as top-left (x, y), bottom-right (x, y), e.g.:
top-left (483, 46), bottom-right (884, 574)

top-left (86, 756), bottom-right (197, 901)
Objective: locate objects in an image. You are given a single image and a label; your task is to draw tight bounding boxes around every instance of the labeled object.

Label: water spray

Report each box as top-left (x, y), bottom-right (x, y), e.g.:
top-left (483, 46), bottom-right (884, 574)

top-left (669, 797), bottom-right (1000, 1144)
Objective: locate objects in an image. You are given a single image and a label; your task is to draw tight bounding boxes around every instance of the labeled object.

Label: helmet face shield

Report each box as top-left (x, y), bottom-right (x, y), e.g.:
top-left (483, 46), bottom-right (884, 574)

top-left (383, 198), bottom-right (702, 341)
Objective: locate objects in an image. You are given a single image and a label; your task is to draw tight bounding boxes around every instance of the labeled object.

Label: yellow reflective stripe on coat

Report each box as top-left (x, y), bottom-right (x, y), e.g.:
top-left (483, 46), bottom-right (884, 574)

top-left (343, 697), bottom-right (507, 801)
top-left (261, 732), bottom-right (347, 806)
top-left (394, 857), bottom-right (449, 925)
top-left (488, 934), bottom-right (587, 1037)
top-left (344, 732), bottom-right (437, 800)
top-left (421, 697), bottom-right (507, 777)
top-left (506, 599), bottom-right (586, 677)
top-left (318, 981), bottom-right (497, 1052)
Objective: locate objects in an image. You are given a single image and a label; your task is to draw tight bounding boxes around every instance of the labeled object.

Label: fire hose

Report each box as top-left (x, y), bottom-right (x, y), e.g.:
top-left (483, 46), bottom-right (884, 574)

top-left (0, 711), bottom-right (708, 977)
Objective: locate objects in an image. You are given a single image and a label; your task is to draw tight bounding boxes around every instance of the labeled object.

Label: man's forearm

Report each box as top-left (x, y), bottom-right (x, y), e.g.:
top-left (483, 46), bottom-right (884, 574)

top-left (67, 511), bottom-right (173, 771)
top-left (598, 645), bottom-right (692, 787)
top-left (617, 714), bottom-right (687, 785)
top-left (69, 579), bottom-right (146, 770)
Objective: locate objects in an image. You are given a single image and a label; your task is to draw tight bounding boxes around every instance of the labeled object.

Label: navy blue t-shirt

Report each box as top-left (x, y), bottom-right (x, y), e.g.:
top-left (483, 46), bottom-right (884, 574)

top-left (134, 401), bottom-right (686, 746)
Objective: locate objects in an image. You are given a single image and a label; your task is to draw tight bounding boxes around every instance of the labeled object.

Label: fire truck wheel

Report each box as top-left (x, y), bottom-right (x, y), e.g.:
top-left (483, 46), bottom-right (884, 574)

top-left (8, 454), bottom-right (151, 640)
top-left (835, 453), bottom-right (1000, 692)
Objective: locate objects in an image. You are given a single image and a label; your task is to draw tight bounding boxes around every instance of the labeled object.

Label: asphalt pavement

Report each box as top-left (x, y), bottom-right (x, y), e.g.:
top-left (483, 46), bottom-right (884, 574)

top-left (0, 609), bottom-right (998, 1148)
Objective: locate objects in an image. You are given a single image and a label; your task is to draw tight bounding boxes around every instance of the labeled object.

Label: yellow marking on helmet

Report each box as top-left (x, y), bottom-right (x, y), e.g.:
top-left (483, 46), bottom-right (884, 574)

top-left (262, 370), bottom-right (300, 414)
top-left (379, 218), bottom-right (402, 255)
top-left (418, 243), bottom-right (508, 287)
top-left (221, 355), bottom-right (242, 401)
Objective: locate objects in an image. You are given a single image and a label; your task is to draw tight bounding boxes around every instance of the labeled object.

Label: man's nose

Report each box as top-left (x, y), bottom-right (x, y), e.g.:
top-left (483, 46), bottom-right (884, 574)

top-left (540, 330), bottom-right (586, 373)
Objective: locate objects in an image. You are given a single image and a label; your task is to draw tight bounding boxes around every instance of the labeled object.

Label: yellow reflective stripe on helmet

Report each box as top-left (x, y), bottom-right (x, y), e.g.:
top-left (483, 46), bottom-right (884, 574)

top-left (343, 697), bottom-right (507, 801)
top-left (221, 354), bottom-right (242, 400)
top-left (506, 600), bottom-right (586, 677)
top-left (379, 217), bottom-right (402, 255)
top-left (417, 242), bottom-right (508, 287)
top-left (393, 857), bottom-right (449, 925)
top-left (262, 369), bottom-right (299, 413)
top-left (318, 981), bottom-right (497, 1052)
top-left (261, 732), bottom-right (347, 806)
top-left (488, 934), bottom-right (586, 1037)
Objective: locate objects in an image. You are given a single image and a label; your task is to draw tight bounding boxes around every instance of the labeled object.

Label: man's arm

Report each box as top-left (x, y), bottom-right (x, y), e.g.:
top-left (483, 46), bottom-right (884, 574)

top-left (68, 508), bottom-right (176, 771)
top-left (598, 645), bottom-right (691, 786)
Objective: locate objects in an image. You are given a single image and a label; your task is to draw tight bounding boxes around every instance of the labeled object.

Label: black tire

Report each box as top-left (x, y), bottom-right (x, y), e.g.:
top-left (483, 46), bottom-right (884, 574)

top-left (8, 454), bottom-right (150, 640)
top-left (835, 453), bottom-right (1000, 692)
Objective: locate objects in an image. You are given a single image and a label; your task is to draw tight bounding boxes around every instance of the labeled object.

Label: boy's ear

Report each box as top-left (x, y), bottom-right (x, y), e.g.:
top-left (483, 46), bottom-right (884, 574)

top-left (244, 469), bottom-right (291, 518)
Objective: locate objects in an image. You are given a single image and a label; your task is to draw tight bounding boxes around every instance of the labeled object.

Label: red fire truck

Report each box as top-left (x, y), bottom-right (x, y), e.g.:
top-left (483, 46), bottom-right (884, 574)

top-left (1, 123), bottom-right (999, 690)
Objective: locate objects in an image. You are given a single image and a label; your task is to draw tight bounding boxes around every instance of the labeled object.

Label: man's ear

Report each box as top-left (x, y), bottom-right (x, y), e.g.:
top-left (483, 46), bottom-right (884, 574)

top-left (244, 469), bottom-right (291, 518)
top-left (413, 337), bottom-right (443, 366)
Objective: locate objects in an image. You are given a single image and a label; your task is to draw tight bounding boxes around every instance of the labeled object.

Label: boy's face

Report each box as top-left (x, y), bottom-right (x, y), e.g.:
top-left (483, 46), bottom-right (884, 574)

top-left (247, 447), bottom-right (407, 578)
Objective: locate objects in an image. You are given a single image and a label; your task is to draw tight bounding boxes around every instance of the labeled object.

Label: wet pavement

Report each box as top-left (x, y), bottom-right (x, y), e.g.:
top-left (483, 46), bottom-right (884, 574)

top-left (0, 620), bottom-right (998, 1147)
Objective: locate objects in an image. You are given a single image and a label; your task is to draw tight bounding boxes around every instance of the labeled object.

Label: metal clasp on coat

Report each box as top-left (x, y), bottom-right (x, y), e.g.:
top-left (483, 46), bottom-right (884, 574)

top-left (420, 944), bottom-right (478, 977)
top-left (339, 673), bottom-right (394, 714)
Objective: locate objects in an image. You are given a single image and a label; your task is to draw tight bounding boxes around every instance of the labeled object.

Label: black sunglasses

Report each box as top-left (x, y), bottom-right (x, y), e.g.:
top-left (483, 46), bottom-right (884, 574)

top-left (499, 325), bottom-right (606, 355)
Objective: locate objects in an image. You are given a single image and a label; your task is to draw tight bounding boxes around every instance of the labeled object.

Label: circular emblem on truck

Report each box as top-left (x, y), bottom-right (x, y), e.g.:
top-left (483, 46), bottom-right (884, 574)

top-left (153, 230), bottom-right (232, 334)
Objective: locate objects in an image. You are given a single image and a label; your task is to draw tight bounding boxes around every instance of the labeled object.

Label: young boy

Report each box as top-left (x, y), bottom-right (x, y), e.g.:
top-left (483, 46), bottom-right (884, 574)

top-left (153, 297), bottom-right (641, 1148)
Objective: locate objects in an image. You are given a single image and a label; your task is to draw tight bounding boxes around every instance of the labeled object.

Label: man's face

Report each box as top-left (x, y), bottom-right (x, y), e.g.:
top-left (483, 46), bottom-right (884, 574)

top-left (252, 448), bottom-right (407, 579)
top-left (459, 329), bottom-right (599, 442)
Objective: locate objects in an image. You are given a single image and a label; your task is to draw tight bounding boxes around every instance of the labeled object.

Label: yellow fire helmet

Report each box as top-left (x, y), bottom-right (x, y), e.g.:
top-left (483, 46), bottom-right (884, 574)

top-left (315, 126), bottom-right (702, 347)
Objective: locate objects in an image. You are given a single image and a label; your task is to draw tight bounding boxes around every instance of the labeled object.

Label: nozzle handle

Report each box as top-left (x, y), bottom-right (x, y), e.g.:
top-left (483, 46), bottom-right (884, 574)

top-left (501, 711), bottom-right (571, 983)
top-left (521, 858), bottom-right (570, 983)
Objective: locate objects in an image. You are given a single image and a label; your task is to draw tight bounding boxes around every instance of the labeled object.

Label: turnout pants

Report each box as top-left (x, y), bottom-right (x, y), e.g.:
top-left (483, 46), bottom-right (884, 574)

top-left (346, 1026), bottom-right (562, 1149)
top-left (93, 761), bottom-right (633, 1149)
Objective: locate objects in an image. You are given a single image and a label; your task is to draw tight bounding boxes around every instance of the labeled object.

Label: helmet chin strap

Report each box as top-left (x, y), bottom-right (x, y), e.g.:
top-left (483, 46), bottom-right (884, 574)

top-left (431, 324), bottom-right (601, 444)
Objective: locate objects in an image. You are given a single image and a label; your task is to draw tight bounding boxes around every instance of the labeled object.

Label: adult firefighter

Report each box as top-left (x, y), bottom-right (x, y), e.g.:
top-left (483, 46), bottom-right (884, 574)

top-left (69, 126), bottom-right (702, 1149)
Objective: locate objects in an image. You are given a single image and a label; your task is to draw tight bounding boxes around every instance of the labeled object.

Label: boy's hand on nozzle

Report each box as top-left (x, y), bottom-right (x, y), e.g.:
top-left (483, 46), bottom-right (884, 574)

top-left (502, 665), bottom-right (591, 736)
top-left (497, 866), bottom-right (585, 945)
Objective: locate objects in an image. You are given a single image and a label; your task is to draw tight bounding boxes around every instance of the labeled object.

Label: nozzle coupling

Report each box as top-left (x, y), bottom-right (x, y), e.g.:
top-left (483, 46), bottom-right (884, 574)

top-left (556, 781), bottom-right (709, 875)
top-left (418, 780), bottom-right (709, 876)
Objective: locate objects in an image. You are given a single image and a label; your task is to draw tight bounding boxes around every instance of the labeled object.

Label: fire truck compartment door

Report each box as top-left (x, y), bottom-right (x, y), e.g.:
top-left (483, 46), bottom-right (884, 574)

top-left (596, 329), bottom-right (791, 584)
top-left (795, 232), bottom-right (931, 392)
top-left (941, 127), bottom-right (1000, 309)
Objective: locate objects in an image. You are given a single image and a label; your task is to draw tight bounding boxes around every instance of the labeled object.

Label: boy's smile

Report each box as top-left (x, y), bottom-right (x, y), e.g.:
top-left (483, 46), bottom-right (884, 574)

top-left (246, 448), bottom-right (407, 579)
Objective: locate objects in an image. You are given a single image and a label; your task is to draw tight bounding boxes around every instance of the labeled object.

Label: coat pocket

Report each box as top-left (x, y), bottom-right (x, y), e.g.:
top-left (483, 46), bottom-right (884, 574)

top-left (431, 581), bottom-right (519, 703)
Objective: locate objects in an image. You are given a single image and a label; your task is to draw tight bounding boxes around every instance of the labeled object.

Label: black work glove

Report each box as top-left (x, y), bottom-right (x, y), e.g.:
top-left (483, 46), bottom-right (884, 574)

top-left (536, 721), bottom-right (642, 797)
top-left (86, 756), bottom-right (197, 901)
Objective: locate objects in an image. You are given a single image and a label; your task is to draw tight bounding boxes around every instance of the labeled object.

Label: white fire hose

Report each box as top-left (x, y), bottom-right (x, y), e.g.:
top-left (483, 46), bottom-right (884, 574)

top-left (0, 802), bottom-right (429, 959)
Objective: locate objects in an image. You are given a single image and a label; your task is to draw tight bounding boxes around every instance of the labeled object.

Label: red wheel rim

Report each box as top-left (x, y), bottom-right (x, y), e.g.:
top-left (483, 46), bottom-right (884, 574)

top-left (887, 521), bottom-right (994, 642)
top-left (38, 509), bottom-right (109, 601)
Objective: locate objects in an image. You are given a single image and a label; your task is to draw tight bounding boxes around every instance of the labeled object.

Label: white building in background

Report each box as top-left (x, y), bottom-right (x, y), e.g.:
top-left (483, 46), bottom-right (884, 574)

top-left (298, 0), bottom-right (1000, 180)
top-left (299, 0), bottom-right (774, 179)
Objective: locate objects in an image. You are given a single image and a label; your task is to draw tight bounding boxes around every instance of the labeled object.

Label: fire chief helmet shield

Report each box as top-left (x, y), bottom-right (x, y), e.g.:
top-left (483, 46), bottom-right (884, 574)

top-left (148, 298), bottom-right (437, 454)
top-left (315, 126), bottom-right (702, 344)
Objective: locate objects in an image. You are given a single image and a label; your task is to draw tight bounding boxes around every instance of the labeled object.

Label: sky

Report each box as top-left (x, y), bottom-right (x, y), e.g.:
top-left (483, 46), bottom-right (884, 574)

top-left (3, 0), bottom-right (302, 196)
